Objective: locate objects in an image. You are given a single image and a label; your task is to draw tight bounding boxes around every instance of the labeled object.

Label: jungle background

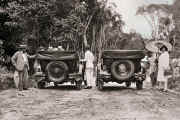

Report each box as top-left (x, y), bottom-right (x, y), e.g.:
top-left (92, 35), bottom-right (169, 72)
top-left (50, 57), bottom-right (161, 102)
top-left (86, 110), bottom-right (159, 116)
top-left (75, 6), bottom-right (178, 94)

top-left (0, 0), bottom-right (180, 89)
top-left (1, 1), bottom-right (180, 120)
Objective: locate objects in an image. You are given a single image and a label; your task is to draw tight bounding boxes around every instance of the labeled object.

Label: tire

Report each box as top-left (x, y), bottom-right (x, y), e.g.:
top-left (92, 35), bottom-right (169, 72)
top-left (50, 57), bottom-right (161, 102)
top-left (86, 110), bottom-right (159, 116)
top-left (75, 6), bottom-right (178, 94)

top-left (125, 82), bottom-right (131, 87)
top-left (76, 81), bottom-right (82, 90)
top-left (54, 83), bottom-right (58, 87)
top-left (111, 60), bottom-right (135, 80)
top-left (97, 79), bottom-right (104, 91)
top-left (46, 61), bottom-right (68, 82)
top-left (136, 81), bottom-right (143, 90)
top-left (96, 71), bottom-right (99, 87)
top-left (38, 81), bottom-right (46, 89)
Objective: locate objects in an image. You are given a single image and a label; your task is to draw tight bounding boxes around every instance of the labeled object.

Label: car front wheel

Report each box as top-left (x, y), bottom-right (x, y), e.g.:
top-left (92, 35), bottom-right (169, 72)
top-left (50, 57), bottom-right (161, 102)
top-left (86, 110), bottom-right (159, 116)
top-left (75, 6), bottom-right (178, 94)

top-left (75, 81), bottom-right (82, 90)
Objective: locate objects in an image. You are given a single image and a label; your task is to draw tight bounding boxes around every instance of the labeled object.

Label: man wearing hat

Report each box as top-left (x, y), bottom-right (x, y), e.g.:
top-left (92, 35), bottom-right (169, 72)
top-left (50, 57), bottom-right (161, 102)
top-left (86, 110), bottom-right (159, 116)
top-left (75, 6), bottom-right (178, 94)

top-left (11, 44), bottom-right (32, 91)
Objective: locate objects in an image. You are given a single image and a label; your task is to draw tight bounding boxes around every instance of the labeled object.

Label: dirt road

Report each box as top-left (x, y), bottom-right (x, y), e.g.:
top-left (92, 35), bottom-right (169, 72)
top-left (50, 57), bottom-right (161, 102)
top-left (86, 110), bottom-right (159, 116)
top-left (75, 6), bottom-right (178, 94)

top-left (0, 84), bottom-right (180, 120)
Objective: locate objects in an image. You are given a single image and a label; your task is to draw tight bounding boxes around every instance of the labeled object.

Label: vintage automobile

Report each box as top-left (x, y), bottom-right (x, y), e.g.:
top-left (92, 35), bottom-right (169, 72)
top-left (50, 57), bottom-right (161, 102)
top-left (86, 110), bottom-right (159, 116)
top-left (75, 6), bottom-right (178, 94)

top-left (96, 50), bottom-right (146, 90)
top-left (33, 49), bottom-right (83, 90)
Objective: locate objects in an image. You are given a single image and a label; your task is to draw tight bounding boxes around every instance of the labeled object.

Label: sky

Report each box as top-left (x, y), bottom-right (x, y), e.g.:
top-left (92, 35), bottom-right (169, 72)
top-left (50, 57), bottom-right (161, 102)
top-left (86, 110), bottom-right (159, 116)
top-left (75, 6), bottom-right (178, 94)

top-left (107, 0), bottom-right (175, 38)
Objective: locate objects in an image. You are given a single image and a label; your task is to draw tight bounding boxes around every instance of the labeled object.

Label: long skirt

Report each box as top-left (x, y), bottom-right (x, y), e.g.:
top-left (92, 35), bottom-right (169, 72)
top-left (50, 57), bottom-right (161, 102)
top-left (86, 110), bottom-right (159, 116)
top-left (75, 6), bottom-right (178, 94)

top-left (157, 67), bottom-right (167, 82)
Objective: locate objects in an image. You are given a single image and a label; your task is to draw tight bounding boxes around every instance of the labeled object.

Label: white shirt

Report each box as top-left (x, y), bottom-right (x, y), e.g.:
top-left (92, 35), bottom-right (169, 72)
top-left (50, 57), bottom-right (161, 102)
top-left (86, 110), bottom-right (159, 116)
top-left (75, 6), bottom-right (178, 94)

top-left (22, 53), bottom-right (28, 63)
top-left (85, 50), bottom-right (94, 68)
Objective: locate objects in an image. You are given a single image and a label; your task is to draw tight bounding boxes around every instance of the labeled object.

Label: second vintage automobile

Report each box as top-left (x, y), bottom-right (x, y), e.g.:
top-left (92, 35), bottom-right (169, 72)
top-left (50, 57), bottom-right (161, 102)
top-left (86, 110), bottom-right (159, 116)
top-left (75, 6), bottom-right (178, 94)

top-left (96, 50), bottom-right (146, 90)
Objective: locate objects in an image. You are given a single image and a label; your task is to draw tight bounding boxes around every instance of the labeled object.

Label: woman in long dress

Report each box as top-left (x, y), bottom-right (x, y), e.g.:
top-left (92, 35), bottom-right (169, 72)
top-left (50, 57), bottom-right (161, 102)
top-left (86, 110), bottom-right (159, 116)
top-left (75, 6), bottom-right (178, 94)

top-left (157, 45), bottom-right (170, 91)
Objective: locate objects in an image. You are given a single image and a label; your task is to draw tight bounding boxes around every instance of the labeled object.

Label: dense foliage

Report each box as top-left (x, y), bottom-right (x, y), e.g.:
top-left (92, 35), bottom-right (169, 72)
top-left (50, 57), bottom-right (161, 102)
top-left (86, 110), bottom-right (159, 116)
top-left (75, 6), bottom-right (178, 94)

top-left (136, 0), bottom-right (180, 57)
top-left (0, 0), bottom-right (147, 59)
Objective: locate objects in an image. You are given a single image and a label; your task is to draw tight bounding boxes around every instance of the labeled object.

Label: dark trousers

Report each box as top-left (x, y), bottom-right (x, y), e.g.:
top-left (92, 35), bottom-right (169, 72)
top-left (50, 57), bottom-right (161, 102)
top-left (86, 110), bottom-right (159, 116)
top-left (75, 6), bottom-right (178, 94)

top-left (18, 65), bottom-right (29, 91)
top-left (82, 62), bottom-right (87, 86)
top-left (150, 72), bottom-right (157, 87)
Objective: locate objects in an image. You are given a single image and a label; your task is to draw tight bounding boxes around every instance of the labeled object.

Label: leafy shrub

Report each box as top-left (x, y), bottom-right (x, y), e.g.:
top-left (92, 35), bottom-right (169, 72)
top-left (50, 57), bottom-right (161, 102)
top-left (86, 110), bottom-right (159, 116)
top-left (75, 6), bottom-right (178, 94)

top-left (0, 67), bottom-right (14, 90)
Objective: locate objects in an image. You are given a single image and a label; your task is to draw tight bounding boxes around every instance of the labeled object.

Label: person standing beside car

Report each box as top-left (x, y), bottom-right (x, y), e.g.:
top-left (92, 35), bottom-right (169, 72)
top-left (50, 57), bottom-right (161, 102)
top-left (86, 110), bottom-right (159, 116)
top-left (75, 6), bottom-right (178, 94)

top-left (11, 44), bottom-right (34, 91)
top-left (84, 46), bottom-right (94, 89)
top-left (157, 45), bottom-right (170, 92)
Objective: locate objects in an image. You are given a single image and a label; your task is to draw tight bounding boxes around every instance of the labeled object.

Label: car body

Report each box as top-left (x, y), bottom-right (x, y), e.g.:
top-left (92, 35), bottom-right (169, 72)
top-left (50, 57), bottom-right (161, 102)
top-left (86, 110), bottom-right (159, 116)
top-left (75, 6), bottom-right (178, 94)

top-left (33, 50), bottom-right (83, 89)
top-left (96, 50), bottom-right (146, 90)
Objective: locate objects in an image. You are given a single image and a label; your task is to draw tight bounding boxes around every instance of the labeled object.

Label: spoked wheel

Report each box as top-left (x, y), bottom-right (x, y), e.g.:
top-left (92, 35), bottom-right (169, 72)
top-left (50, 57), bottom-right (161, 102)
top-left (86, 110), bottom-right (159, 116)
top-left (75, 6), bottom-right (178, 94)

top-left (125, 82), bottom-right (131, 88)
top-left (38, 81), bottom-right (46, 89)
top-left (97, 79), bottom-right (104, 91)
top-left (136, 81), bottom-right (143, 90)
top-left (75, 80), bottom-right (82, 90)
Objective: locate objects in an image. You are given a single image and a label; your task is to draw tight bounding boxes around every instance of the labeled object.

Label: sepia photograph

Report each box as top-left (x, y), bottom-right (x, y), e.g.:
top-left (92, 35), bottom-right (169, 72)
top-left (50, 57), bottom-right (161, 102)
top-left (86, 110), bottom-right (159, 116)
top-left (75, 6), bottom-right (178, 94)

top-left (0, 0), bottom-right (180, 120)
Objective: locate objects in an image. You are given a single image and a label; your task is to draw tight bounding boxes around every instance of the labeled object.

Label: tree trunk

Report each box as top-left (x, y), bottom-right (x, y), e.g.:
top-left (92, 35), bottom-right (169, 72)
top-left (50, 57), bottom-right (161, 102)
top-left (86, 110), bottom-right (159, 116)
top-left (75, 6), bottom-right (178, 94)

top-left (98, 24), bottom-right (104, 62)
top-left (91, 25), bottom-right (96, 53)
top-left (83, 34), bottom-right (88, 47)
top-left (83, 14), bottom-right (94, 47)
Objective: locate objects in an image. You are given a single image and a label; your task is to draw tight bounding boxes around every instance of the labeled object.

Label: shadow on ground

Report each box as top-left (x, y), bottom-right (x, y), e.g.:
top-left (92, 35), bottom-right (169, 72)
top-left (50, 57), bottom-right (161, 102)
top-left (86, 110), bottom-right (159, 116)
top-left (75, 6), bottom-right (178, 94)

top-left (101, 86), bottom-right (136, 91)
top-left (43, 84), bottom-right (137, 92)
top-left (44, 85), bottom-right (78, 91)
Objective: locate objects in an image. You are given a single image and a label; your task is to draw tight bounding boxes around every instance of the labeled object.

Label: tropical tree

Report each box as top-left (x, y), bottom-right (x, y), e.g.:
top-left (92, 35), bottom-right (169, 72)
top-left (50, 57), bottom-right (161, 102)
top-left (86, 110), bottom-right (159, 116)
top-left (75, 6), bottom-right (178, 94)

top-left (6, 0), bottom-right (56, 51)
top-left (0, 1), bottom-right (23, 56)
top-left (57, 1), bottom-right (90, 51)
top-left (3, 0), bottom-right (79, 52)
top-left (136, 4), bottom-right (174, 40)
top-left (88, 0), bottom-right (124, 60)
top-left (167, 0), bottom-right (180, 57)
top-left (1, 0), bottom-right (125, 56)
top-left (57, 0), bottom-right (125, 54)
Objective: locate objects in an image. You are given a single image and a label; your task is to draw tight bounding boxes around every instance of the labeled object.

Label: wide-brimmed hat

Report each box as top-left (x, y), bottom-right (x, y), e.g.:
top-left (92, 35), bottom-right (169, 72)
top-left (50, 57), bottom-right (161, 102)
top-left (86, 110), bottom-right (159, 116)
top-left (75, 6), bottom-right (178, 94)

top-left (18, 44), bottom-right (27, 49)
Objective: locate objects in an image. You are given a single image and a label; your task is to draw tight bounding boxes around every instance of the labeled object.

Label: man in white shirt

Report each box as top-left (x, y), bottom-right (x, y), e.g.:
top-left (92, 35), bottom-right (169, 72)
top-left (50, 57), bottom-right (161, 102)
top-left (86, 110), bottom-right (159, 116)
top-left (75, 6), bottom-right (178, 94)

top-left (84, 46), bottom-right (94, 89)
top-left (11, 44), bottom-right (35, 91)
